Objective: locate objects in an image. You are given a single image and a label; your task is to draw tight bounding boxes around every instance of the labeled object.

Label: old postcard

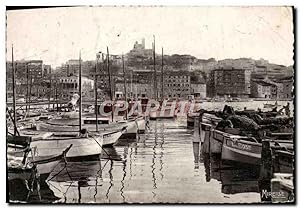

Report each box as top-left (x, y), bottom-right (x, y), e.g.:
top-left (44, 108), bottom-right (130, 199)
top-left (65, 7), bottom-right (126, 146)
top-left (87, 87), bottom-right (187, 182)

top-left (6, 6), bottom-right (294, 204)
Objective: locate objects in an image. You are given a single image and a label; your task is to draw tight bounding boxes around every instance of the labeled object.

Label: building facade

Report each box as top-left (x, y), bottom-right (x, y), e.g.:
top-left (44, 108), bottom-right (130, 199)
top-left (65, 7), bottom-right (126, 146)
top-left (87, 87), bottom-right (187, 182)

top-left (57, 75), bottom-right (94, 99)
top-left (274, 78), bottom-right (293, 99)
top-left (212, 68), bottom-right (251, 98)
top-left (6, 60), bottom-right (50, 98)
top-left (163, 71), bottom-right (191, 99)
top-left (190, 83), bottom-right (206, 99)
top-left (115, 81), bottom-right (152, 99)
top-left (251, 80), bottom-right (277, 99)
top-left (250, 76), bottom-right (293, 99)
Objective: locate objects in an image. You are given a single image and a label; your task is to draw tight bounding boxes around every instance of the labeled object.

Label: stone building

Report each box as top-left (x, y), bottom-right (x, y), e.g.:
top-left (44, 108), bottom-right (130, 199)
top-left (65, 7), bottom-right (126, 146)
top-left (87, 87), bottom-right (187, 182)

top-left (250, 76), bottom-right (293, 99)
top-left (163, 70), bottom-right (191, 99)
top-left (190, 73), bottom-right (206, 99)
top-left (6, 60), bottom-right (50, 98)
top-left (273, 77), bottom-right (293, 99)
top-left (190, 83), bottom-right (206, 99)
top-left (251, 80), bottom-right (277, 99)
top-left (211, 68), bottom-right (251, 98)
top-left (57, 75), bottom-right (94, 99)
top-left (115, 81), bottom-right (152, 99)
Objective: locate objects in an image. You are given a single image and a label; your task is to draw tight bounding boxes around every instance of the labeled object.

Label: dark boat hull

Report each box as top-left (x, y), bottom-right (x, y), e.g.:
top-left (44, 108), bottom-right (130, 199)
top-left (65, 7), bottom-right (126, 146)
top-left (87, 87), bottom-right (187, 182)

top-left (222, 138), bottom-right (262, 165)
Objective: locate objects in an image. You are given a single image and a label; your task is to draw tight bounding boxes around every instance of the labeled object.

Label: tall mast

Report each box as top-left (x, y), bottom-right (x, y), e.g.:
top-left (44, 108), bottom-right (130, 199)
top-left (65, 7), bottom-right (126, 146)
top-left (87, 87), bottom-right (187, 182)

top-left (11, 45), bottom-right (17, 136)
top-left (107, 47), bottom-right (113, 122)
top-left (79, 51), bottom-right (82, 132)
top-left (95, 52), bottom-right (100, 132)
top-left (130, 70), bottom-right (133, 99)
top-left (153, 35), bottom-right (157, 100)
top-left (26, 62), bottom-right (29, 112)
top-left (161, 47), bottom-right (164, 101)
top-left (106, 47), bottom-right (112, 101)
top-left (48, 72), bottom-right (51, 109)
top-left (29, 62), bottom-right (32, 111)
top-left (122, 54), bottom-right (128, 120)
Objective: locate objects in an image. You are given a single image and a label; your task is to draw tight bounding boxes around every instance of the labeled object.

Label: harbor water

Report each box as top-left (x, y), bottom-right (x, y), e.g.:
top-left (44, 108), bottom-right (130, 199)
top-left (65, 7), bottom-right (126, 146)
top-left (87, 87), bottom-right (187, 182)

top-left (10, 117), bottom-right (265, 203)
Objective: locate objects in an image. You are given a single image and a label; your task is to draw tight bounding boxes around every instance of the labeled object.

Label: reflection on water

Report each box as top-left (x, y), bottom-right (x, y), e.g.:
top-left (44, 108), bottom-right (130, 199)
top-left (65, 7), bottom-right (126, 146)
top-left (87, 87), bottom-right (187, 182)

top-left (8, 178), bottom-right (60, 203)
top-left (10, 119), bottom-right (261, 203)
top-left (200, 153), bottom-right (260, 195)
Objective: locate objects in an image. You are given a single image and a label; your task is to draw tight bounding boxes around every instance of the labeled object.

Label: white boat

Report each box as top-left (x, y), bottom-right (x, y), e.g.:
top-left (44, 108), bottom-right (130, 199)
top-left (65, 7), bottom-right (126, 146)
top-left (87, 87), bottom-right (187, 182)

top-left (7, 135), bottom-right (72, 181)
top-left (102, 129), bottom-right (123, 146)
top-left (36, 115), bottom-right (138, 140)
top-left (17, 131), bottom-right (104, 160)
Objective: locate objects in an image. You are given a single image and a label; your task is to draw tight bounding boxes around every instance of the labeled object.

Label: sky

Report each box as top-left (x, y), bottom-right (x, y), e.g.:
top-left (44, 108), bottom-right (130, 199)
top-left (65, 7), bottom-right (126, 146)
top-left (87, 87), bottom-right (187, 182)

top-left (6, 6), bottom-right (294, 67)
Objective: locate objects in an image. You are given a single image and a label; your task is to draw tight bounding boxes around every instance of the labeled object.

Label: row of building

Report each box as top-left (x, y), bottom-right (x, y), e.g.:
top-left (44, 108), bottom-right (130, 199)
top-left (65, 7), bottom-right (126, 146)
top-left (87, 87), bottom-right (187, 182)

top-left (6, 59), bottom-right (293, 102)
top-left (6, 38), bottom-right (293, 101)
top-left (207, 68), bottom-right (293, 99)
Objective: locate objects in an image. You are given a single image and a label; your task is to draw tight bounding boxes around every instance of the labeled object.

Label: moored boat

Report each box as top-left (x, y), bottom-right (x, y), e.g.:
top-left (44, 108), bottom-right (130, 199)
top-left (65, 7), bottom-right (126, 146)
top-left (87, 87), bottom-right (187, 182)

top-left (221, 135), bottom-right (293, 165)
top-left (35, 115), bottom-right (137, 141)
top-left (7, 135), bottom-right (72, 181)
top-left (16, 130), bottom-right (104, 161)
top-left (272, 150), bottom-right (294, 174)
top-left (222, 136), bottom-right (262, 165)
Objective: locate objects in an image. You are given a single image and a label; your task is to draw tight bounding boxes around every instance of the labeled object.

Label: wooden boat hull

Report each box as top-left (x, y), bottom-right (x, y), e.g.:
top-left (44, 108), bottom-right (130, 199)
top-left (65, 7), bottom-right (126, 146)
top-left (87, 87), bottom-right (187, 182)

top-left (7, 146), bottom-right (70, 181)
top-left (210, 130), bottom-right (224, 154)
top-left (102, 130), bottom-right (123, 146)
top-left (200, 123), bottom-right (212, 154)
top-left (118, 120), bottom-right (137, 139)
top-left (273, 150), bottom-right (294, 174)
top-left (222, 137), bottom-right (262, 165)
top-left (37, 119), bottom-right (135, 140)
top-left (201, 125), bottom-right (239, 155)
top-left (30, 136), bottom-right (103, 160)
